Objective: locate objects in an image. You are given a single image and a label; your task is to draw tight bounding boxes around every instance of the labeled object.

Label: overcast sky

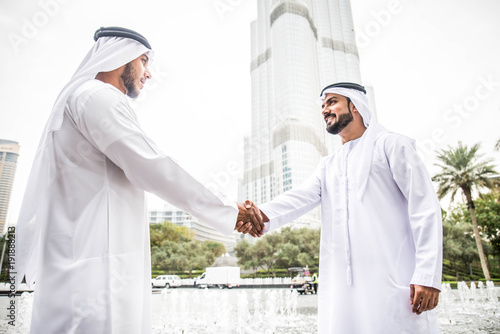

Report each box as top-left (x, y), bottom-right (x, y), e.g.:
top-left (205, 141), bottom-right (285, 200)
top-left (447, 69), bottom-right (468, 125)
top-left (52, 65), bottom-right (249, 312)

top-left (1, 0), bottom-right (499, 226)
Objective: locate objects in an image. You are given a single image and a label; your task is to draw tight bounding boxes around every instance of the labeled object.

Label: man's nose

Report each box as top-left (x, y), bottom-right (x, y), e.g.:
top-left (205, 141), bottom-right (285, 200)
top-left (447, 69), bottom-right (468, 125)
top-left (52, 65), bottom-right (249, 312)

top-left (321, 105), bottom-right (329, 116)
top-left (145, 68), bottom-right (152, 80)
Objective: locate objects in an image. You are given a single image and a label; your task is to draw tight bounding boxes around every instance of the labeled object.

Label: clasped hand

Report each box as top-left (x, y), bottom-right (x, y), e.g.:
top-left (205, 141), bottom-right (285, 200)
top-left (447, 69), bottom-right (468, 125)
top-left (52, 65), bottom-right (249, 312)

top-left (234, 200), bottom-right (265, 237)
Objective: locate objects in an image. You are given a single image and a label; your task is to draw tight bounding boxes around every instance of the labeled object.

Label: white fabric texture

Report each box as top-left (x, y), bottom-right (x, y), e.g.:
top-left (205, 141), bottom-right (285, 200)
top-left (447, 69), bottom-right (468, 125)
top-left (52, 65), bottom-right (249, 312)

top-left (318, 87), bottom-right (388, 286)
top-left (260, 88), bottom-right (443, 333)
top-left (15, 35), bottom-right (239, 333)
top-left (15, 37), bottom-right (151, 289)
top-left (24, 79), bottom-right (238, 334)
top-left (318, 86), bottom-right (381, 200)
top-left (260, 130), bottom-right (443, 333)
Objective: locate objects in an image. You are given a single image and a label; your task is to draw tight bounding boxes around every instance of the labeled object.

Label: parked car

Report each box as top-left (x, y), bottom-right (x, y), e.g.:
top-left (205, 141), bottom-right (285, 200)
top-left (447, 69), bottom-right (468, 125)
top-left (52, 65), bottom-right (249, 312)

top-left (288, 267), bottom-right (313, 295)
top-left (151, 275), bottom-right (182, 288)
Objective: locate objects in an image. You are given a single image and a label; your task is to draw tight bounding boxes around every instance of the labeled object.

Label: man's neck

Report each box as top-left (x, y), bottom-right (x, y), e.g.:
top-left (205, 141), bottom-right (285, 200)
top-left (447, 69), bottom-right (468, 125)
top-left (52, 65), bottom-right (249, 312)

top-left (339, 125), bottom-right (367, 145)
top-left (95, 71), bottom-right (126, 95)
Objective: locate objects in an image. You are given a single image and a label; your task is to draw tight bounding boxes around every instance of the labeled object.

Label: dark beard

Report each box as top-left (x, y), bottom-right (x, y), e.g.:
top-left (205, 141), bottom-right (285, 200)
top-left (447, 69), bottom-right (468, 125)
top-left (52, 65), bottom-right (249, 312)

top-left (120, 63), bottom-right (140, 99)
top-left (326, 110), bottom-right (354, 135)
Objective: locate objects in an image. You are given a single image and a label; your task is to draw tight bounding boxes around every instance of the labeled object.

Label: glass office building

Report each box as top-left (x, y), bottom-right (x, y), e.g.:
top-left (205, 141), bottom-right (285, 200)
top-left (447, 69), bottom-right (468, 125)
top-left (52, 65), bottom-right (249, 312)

top-left (243, 0), bottom-right (365, 229)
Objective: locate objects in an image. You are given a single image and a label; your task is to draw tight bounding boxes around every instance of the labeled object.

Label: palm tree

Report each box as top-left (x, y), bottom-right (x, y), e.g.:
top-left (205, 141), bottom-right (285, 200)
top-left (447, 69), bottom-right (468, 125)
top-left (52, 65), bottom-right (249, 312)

top-left (432, 142), bottom-right (498, 281)
top-left (495, 138), bottom-right (500, 151)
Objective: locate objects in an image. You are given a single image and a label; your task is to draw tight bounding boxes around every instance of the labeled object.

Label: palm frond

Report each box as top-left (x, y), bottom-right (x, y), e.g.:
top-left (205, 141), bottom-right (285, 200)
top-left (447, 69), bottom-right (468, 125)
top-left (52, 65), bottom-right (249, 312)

top-left (433, 142), bottom-right (498, 201)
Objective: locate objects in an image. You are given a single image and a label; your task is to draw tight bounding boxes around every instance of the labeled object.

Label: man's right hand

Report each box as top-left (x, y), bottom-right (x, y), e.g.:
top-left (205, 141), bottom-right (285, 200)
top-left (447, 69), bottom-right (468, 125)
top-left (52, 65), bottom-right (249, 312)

top-left (234, 200), bottom-right (264, 237)
top-left (410, 284), bottom-right (440, 315)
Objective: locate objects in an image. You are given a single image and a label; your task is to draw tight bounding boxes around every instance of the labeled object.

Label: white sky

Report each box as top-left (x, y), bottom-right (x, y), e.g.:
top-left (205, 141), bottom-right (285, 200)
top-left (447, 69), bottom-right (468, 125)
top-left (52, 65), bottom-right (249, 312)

top-left (1, 0), bottom-right (499, 226)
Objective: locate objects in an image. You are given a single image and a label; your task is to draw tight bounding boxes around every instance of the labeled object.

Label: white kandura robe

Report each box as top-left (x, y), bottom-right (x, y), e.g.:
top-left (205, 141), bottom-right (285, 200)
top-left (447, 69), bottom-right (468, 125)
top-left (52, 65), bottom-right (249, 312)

top-left (259, 130), bottom-right (443, 334)
top-left (29, 79), bottom-right (238, 334)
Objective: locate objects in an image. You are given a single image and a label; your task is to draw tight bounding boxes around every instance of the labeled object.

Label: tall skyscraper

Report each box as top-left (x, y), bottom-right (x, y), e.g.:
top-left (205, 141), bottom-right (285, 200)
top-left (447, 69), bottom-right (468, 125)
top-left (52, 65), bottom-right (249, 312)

top-left (0, 139), bottom-right (20, 235)
top-left (242, 0), bottom-right (365, 229)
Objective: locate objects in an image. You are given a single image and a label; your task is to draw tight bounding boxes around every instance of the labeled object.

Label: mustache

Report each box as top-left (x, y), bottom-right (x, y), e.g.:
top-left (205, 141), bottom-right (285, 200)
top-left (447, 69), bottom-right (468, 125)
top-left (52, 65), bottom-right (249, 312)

top-left (324, 113), bottom-right (336, 121)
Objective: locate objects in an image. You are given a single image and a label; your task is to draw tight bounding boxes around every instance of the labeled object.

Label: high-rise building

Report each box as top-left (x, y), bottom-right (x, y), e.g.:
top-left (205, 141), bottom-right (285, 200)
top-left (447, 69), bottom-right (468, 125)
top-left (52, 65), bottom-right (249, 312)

top-left (0, 139), bottom-right (20, 235)
top-left (242, 0), bottom-right (367, 229)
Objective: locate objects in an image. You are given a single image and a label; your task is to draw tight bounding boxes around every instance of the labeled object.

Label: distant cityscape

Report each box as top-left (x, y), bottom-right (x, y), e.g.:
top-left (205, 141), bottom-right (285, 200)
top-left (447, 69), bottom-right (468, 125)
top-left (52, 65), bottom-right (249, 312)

top-left (0, 139), bottom-right (20, 235)
top-left (3, 0), bottom-right (375, 240)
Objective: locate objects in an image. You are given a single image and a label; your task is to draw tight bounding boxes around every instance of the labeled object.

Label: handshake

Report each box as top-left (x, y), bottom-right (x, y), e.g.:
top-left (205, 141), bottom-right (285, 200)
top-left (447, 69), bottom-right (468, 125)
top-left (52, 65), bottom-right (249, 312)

top-left (234, 200), bottom-right (267, 237)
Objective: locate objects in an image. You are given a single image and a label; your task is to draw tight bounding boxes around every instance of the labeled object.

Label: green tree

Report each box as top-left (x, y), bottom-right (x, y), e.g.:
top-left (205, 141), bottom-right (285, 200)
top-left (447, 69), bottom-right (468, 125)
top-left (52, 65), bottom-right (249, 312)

top-left (0, 235), bottom-right (9, 282)
top-left (234, 227), bottom-right (321, 276)
top-left (254, 232), bottom-right (283, 276)
top-left (151, 246), bottom-right (170, 269)
top-left (234, 239), bottom-right (261, 277)
top-left (276, 227), bottom-right (320, 268)
top-left (443, 207), bottom-right (480, 280)
top-left (150, 221), bottom-right (192, 248)
top-left (276, 242), bottom-right (301, 268)
top-left (177, 241), bottom-right (216, 277)
top-left (203, 240), bottom-right (226, 258)
top-left (295, 227), bottom-right (320, 267)
top-left (433, 142), bottom-right (498, 280)
top-left (473, 194), bottom-right (500, 271)
top-left (149, 221), bottom-right (225, 277)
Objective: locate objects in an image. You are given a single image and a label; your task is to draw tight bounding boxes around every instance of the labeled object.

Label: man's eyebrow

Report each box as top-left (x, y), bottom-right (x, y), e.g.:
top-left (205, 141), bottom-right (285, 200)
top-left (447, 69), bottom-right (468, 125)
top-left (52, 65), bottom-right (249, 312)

top-left (142, 54), bottom-right (149, 62)
top-left (322, 96), bottom-right (337, 107)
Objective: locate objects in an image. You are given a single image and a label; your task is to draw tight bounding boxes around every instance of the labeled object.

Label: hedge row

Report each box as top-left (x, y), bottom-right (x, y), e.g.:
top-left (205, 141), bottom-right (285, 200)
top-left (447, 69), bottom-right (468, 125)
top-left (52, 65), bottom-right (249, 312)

top-left (152, 267), bottom-right (319, 279)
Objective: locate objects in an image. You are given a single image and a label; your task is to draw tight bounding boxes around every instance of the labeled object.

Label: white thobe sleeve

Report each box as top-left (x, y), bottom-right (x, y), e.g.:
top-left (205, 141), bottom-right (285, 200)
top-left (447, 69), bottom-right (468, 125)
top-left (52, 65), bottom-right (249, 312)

top-left (71, 87), bottom-right (238, 235)
top-left (385, 135), bottom-right (443, 290)
top-left (259, 163), bottom-right (322, 233)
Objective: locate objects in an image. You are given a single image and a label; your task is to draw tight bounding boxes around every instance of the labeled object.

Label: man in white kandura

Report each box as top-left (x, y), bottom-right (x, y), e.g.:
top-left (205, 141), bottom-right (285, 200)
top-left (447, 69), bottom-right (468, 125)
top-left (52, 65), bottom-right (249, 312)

top-left (15, 27), bottom-right (263, 334)
top-left (253, 82), bottom-right (443, 333)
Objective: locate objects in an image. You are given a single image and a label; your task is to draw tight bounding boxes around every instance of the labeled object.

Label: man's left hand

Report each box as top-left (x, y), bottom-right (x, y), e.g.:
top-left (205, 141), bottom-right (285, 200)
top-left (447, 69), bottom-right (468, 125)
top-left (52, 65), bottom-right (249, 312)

top-left (234, 200), bottom-right (264, 237)
top-left (410, 284), bottom-right (440, 315)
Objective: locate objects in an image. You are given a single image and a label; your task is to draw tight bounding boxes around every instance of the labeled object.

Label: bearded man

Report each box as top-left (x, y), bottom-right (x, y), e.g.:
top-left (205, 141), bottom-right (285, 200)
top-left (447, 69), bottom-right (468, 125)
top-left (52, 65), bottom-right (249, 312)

top-left (252, 82), bottom-right (443, 333)
top-left (15, 27), bottom-right (262, 334)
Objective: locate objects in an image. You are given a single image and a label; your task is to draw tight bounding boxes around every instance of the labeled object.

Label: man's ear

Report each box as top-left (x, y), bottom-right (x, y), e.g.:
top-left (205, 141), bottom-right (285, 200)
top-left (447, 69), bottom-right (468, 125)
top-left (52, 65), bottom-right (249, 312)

top-left (351, 103), bottom-right (359, 114)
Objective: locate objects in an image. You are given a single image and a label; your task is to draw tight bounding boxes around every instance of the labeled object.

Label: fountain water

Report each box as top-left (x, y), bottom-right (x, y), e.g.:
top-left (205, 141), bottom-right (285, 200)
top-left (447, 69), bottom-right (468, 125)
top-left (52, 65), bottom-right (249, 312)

top-left (437, 281), bottom-right (499, 333)
top-left (0, 282), bottom-right (498, 333)
top-left (152, 288), bottom-right (305, 333)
